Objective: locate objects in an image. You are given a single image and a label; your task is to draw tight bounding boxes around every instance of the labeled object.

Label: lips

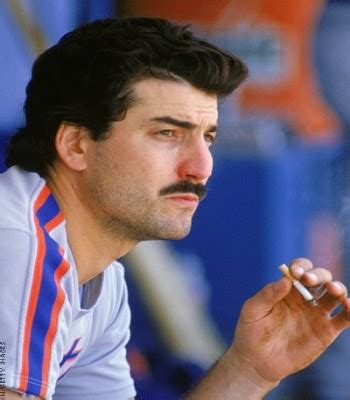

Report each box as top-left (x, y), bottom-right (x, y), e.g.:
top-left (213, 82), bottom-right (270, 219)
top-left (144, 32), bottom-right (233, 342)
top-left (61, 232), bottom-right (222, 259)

top-left (165, 193), bottom-right (199, 206)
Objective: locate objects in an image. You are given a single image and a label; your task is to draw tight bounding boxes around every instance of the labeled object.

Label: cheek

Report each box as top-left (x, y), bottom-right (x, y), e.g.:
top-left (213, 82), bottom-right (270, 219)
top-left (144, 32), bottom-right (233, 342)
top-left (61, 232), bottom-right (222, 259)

top-left (100, 144), bottom-right (176, 195)
top-left (115, 158), bottom-right (161, 193)
top-left (133, 149), bottom-right (174, 177)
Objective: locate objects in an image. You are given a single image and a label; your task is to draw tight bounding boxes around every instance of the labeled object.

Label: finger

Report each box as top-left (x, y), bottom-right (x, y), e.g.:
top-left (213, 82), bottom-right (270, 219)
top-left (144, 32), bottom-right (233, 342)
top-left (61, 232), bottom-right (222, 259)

top-left (317, 281), bottom-right (348, 313)
top-left (299, 268), bottom-right (333, 287)
top-left (289, 259), bottom-right (333, 287)
top-left (289, 258), bottom-right (314, 278)
top-left (332, 298), bottom-right (350, 331)
top-left (241, 278), bottom-right (292, 321)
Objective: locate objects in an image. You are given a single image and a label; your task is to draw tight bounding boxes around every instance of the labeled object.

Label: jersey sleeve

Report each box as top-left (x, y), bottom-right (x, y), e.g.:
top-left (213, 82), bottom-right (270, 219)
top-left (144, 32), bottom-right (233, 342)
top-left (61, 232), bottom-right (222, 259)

top-left (0, 229), bottom-right (34, 394)
top-left (52, 277), bottom-right (136, 400)
top-left (0, 227), bottom-right (71, 399)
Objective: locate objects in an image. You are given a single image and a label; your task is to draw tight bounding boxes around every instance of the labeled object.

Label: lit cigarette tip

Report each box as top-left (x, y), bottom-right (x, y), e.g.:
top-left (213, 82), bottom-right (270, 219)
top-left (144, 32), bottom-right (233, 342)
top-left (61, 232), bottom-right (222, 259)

top-left (278, 264), bottom-right (318, 306)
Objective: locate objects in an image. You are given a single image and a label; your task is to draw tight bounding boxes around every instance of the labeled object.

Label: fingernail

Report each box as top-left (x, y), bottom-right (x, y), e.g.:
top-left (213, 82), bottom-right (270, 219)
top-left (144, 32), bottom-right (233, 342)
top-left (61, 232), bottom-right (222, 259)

top-left (306, 272), bottom-right (318, 283)
top-left (333, 282), bottom-right (343, 291)
top-left (294, 266), bottom-right (304, 276)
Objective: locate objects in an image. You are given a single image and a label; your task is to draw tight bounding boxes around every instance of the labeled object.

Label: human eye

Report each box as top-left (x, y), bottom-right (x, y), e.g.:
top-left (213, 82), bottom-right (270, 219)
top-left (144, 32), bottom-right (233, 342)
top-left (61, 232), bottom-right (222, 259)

top-left (204, 133), bottom-right (217, 146)
top-left (153, 129), bottom-right (179, 140)
top-left (157, 129), bottom-right (175, 137)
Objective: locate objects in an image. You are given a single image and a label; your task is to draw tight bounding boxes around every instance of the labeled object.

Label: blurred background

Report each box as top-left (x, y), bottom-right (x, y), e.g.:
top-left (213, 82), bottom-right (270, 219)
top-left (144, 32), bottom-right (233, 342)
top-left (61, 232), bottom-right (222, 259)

top-left (1, 0), bottom-right (350, 398)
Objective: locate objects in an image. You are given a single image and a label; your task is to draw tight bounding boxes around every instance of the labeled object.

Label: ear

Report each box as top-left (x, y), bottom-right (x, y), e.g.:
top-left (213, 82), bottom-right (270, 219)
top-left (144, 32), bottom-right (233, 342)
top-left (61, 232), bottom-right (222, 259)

top-left (55, 123), bottom-right (90, 171)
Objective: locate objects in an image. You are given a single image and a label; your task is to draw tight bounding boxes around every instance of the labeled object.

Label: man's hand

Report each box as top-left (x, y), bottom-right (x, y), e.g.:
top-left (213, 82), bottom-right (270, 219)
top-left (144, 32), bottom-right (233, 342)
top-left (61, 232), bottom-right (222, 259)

top-left (229, 258), bottom-right (350, 385)
top-left (186, 258), bottom-right (350, 399)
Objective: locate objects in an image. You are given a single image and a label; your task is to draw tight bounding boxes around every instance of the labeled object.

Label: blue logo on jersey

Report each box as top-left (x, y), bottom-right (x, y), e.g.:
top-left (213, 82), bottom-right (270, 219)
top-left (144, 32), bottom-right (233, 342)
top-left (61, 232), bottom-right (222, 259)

top-left (58, 338), bottom-right (82, 379)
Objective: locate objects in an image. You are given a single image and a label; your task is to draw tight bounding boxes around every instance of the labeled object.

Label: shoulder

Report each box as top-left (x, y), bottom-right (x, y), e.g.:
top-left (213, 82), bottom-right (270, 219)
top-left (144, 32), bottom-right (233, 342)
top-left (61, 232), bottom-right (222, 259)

top-left (97, 261), bottom-right (130, 326)
top-left (0, 166), bottom-right (46, 231)
top-left (105, 260), bottom-right (128, 299)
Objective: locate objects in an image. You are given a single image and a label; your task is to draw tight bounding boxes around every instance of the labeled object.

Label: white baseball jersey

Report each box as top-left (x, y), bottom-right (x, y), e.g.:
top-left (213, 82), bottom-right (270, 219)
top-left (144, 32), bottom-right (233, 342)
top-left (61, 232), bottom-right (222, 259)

top-left (0, 166), bottom-right (136, 399)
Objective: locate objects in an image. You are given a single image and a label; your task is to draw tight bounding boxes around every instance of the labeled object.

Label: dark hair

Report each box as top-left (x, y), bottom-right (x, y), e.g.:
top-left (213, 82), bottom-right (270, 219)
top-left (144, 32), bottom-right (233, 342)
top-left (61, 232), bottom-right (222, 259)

top-left (6, 17), bottom-right (248, 176)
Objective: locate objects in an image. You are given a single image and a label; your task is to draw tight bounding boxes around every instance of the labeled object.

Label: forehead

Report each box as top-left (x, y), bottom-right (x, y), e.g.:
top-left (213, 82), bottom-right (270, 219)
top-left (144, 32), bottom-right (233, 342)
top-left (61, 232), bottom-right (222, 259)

top-left (129, 78), bottom-right (218, 123)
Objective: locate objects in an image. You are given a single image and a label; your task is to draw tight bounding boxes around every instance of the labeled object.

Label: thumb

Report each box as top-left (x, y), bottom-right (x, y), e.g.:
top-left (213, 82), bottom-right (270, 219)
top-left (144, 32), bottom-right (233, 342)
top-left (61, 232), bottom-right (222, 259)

top-left (242, 278), bottom-right (292, 321)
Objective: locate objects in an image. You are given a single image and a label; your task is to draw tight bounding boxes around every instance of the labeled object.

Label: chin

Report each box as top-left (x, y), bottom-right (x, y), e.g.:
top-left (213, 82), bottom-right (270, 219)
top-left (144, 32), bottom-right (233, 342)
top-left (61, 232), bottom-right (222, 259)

top-left (163, 224), bottom-right (192, 240)
top-left (141, 223), bottom-right (192, 241)
top-left (129, 213), bottom-right (193, 241)
top-left (165, 231), bottom-right (190, 241)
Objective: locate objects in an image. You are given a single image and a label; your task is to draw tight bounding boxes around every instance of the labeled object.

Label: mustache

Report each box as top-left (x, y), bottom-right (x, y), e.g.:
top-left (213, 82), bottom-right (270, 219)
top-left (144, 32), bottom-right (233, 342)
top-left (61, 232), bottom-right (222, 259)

top-left (159, 181), bottom-right (208, 201)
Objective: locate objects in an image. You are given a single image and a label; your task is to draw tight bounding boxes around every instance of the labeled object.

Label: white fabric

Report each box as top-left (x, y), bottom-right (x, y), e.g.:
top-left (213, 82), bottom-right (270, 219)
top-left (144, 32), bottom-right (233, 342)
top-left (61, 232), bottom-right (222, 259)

top-left (0, 166), bottom-right (136, 399)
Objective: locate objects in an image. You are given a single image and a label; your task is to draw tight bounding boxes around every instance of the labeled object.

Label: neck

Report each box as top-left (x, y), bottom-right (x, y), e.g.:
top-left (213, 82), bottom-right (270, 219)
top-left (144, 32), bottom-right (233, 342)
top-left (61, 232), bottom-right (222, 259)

top-left (46, 166), bottom-right (136, 284)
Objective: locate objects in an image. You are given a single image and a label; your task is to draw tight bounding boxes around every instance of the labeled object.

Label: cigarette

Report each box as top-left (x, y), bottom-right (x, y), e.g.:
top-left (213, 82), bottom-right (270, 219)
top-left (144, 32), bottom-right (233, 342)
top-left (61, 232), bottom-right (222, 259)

top-left (279, 264), bottom-right (318, 306)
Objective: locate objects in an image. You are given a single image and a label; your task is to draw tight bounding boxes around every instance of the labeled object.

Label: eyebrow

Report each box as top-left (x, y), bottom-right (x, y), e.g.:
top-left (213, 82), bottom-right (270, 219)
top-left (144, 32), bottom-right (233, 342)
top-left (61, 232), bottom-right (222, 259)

top-left (150, 116), bottom-right (218, 133)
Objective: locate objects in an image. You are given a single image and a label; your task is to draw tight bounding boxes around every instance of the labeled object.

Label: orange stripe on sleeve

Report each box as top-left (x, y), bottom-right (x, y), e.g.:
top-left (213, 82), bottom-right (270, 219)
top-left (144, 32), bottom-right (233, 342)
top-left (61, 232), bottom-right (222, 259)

top-left (19, 186), bottom-right (50, 392)
top-left (40, 258), bottom-right (70, 397)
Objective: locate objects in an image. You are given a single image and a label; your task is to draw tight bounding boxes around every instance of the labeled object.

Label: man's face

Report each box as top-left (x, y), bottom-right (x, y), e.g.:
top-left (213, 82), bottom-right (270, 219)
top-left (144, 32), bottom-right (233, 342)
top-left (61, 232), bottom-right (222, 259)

top-left (83, 78), bottom-right (217, 241)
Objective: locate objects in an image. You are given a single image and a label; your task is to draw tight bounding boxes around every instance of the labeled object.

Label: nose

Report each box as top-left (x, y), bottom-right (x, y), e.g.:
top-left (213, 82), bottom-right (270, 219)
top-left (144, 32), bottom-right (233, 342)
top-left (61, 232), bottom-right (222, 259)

top-left (177, 137), bottom-right (213, 183)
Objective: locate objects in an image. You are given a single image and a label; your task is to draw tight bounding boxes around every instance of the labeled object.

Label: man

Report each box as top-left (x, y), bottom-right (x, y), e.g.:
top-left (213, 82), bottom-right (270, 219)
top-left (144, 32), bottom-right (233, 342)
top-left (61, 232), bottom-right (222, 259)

top-left (1, 17), bottom-right (349, 400)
